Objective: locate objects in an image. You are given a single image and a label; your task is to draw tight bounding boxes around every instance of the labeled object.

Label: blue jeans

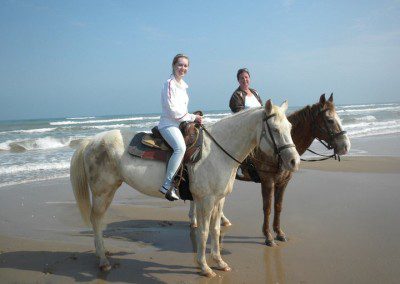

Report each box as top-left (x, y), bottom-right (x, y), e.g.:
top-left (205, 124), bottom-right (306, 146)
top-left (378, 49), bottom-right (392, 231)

top-left (159, 126), bottom-right (186, 189)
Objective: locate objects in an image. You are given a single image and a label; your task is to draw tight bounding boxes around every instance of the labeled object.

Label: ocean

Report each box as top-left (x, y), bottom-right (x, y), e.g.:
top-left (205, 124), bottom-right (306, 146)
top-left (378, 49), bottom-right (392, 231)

top-left (0, 103), bottom-right (399, 188)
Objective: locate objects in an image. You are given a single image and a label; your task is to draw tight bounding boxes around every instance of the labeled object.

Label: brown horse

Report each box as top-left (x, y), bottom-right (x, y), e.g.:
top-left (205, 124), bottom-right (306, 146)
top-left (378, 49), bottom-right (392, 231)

top-left (252, 94), bottom-right (350, 246)
top-left (189, 94), bottom-right (351, 246)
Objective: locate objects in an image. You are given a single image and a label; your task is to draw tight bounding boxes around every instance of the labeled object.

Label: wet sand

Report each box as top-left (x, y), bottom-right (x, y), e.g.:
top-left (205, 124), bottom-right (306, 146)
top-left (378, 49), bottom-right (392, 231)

top-left (0, 135), bottom-right (400, 283)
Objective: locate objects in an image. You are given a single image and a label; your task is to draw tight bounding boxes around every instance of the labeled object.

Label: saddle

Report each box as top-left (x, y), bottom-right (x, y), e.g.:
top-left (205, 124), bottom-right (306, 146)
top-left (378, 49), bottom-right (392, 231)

top-left (127, 119), bottom-right (204, 201)
top-left (128, 121), bottom-right (203, 164)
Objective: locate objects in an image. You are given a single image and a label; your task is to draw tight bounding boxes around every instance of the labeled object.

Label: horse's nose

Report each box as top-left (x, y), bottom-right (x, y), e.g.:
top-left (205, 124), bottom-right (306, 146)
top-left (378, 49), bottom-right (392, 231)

top-left (337, 142), bottom-right (350, 155)
top-left (290, 158), bottom-right (299, 171)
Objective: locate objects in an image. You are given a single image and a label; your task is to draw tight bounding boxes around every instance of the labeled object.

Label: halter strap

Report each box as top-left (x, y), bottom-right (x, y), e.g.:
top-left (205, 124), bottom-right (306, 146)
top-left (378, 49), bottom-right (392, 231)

top-left (262, 113), bottom-right (296, 154)
top-left (302, 105), bottom-right (346, 162)
top-left (261, 112), bottom-right (296, 169)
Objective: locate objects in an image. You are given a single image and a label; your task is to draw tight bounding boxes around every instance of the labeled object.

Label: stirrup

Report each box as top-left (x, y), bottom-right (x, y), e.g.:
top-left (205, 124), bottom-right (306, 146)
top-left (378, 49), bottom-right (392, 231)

top-left (159, 186), bottom-right (180, 201)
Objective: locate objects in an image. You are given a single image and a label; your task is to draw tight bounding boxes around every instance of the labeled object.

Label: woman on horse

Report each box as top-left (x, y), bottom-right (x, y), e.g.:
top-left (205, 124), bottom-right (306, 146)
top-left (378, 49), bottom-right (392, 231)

top-left (229, 68), bottom-right (263, 181)
top-left (229, 68), bottom-right (262, 112)
top-left (158, 54), bottom-right (203, 201)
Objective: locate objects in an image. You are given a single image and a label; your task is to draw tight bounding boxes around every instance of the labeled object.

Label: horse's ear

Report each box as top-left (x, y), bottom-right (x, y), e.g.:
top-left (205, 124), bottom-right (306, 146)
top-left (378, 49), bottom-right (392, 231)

top-left (280, 100), bottom-right (288, 112)
top-left (328, 93), bottom-right (334, 102)
top-left (265, 99), bottom-right (272, 114)
top-left (319, 94), bottom-right (326, 105)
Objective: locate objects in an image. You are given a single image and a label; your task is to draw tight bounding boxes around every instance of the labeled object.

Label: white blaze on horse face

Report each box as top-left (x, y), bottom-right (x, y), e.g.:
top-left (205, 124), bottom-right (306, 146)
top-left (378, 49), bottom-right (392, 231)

top-left (327, 111), bottom-right (351, 155)
top-left (328, 109), bottom-right (351, 155)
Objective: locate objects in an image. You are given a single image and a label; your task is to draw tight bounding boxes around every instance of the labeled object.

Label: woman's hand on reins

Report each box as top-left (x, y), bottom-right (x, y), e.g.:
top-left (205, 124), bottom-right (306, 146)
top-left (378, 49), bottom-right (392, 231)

top-left (195, 114), bottom-right (203, 125)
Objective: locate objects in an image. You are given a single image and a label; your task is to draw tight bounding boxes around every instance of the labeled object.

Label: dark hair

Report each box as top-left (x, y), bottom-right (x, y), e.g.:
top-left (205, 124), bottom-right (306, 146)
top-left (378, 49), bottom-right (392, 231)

top-left (172, 53), bottom-right (189, 74)
top-left (236, 68), bottom-right (250, 80)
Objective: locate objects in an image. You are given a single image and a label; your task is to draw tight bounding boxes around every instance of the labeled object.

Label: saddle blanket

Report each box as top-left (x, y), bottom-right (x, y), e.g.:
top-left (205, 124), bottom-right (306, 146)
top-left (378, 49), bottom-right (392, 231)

top-left (127, 132), bottom-right (193, 200)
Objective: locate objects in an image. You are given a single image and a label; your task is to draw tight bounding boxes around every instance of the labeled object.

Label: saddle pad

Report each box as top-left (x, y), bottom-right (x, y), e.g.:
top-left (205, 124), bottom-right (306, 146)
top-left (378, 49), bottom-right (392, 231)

top-left (128, 132), bottom-right (171, 162)
top-left (128, 132), bottom-right (193, 200)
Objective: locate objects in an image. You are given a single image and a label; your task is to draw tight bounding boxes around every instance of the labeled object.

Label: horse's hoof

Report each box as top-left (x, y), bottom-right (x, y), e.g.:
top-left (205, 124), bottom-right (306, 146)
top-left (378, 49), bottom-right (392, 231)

top-left (99, 263), bottom-right (111, 272)
top-left (190, 223), bottom-right (197, 228)
top-left (276, 235), bottom-right (287, 242)
top-left (201, 268), bottom-right (216, 277)
top-left (214, 259), bottom-right (231, 271)
top-left (265, 239), bottom-right (277, 247)
top-left (221, 220), bottom-right (232, 227)
top-left (217, 265), bottom-right (231, 272)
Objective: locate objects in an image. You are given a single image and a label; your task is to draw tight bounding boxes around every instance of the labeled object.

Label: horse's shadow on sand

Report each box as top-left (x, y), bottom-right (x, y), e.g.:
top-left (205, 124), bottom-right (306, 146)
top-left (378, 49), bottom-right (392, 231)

top-left (0, 250), bottom-right (194, 283)
top-left (0, 220), bottom-right (272, 282)
top-left (0, 220), bottom-right (227, 282)
top-left (80, 219), bottom-right (232, 255)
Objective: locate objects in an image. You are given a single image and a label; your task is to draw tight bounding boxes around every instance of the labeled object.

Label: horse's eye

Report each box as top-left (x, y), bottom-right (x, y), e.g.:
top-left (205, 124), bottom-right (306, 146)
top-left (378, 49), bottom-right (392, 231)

top-left (273, 128), bottom-right (279, 133)
top-left (327, 118), bottom-right (334, 124)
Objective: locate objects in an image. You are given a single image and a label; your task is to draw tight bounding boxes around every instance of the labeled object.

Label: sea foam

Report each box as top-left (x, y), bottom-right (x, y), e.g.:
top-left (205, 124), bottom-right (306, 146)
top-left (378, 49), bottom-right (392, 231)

top-left (50, 116), bottom-right (160, 126)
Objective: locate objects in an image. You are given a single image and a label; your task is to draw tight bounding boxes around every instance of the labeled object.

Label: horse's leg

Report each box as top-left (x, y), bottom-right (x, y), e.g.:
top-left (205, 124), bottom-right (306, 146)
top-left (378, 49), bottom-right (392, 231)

top-left (273, 182), bottom-right (289, 242)
top-left (210, 199), bottom-right (231, 271)
top-left (189, 201), bottom-right (197, 228)
top-left (90, 186), bottom-right (119, 271)
top-left (261, 178), bottom-right (276, 247)
top-left (219, 197), bottom-right (232, 227)
top-left (190, 198), bottom-right (230, 229)
top-left (195, 196), bottom-right (216, 277)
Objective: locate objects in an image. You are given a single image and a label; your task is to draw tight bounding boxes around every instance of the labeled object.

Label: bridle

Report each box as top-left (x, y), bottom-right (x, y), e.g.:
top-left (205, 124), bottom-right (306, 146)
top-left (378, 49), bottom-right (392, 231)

top-left (260, 112), bottom-right (296, 168)
top-left (303, 106), bottom-right (347, 162)
top-left (201, 111), bottom-right (296, 167)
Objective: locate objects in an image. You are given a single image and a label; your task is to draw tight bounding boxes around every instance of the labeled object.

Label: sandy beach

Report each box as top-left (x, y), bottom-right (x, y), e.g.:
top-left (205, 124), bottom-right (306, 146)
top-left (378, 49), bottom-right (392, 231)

top-left (0, 135), bottom-right (399, 283)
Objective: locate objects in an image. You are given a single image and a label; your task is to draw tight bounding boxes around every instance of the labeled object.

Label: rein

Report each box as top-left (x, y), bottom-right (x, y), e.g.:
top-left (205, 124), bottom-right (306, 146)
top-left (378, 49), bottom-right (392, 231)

top-left (201, 112), bottom-right (295, 167)
top-left (201, 126), bottom-right (243, 165)
top-left (302, 148), bottom-right (340, 162)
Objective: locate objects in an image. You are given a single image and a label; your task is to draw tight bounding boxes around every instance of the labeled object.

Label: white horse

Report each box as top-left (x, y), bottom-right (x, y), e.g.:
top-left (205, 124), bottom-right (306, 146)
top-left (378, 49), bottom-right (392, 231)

top-left (188, 94), bottom-right (352, 230)
top-left (70, 100), bottom-right (300, 277)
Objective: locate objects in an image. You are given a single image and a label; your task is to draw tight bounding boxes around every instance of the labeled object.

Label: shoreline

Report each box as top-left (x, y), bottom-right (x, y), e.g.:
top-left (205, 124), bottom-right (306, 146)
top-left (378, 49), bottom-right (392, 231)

top-left (1, 133), bottom-right (399, 189)
top-left (301, 155), bottom-right (400, 173)
top-left (1, 154), bottom-right (399, 190)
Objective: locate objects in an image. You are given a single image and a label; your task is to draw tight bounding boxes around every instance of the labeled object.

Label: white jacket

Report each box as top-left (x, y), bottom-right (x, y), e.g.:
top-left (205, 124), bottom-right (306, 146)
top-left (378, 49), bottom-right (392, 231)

top-left (158, 76), bottom-right (196, 129)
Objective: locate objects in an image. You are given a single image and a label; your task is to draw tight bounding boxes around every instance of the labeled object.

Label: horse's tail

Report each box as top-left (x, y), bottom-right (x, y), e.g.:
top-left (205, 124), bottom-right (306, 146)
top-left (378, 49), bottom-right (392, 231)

top-left (70, 139), bottom-right (91, 226)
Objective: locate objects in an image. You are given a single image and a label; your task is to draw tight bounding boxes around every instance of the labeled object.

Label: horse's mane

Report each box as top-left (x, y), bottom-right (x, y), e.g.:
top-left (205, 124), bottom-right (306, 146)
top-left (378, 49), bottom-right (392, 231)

top-left (210, 104), bottom-right (286, 126)
top-left (289, 100), bottom-right (336, 131)
top-left (207, 107), bottom-right (263, 129)
top-left (288, 104), bottom-right (315, 127)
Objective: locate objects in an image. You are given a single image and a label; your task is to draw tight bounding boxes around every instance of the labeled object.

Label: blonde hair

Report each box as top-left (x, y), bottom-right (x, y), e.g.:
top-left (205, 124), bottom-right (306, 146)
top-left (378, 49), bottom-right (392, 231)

top-left (172, 53), bottom-right (189, 75)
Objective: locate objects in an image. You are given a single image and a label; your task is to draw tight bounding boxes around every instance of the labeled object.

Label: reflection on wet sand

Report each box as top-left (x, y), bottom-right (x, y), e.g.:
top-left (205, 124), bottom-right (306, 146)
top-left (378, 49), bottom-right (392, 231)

top-left (264, 246), bottom-right (285, 284)
top-left (190, 225), bottom-right (286, 283)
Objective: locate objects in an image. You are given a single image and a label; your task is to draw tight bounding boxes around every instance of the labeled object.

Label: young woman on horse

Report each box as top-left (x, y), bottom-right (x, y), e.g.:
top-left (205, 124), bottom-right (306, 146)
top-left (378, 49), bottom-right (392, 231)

top-left (158, 54), bottom-right (203, 201)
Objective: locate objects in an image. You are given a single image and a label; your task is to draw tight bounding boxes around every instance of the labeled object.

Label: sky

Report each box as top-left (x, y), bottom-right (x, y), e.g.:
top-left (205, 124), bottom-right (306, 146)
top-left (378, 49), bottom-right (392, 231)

top-left (1, 0), bottom-right (399, 120)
